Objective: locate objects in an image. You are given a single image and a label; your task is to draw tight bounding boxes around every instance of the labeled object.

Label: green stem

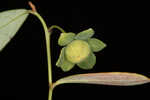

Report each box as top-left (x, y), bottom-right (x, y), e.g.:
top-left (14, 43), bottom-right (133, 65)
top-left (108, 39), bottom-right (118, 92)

top-left (29, 11), bottom-right (53, 99)
top-left (48, 87), bottom-right (53, 100)
top-left (48, 25), bottom-right (66, 33)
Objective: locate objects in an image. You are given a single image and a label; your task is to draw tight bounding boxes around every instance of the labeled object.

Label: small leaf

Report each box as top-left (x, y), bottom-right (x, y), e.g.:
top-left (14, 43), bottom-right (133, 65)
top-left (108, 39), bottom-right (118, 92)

top-left (75, 28), bottom-right (94, 40)
top-left (87, 38), bottom-right (107, 52)
top-left (58, 33), bottom-right (75, 46)
top-left (77, 52), bottom-right (96, 70)
top-left (54, 72), bottom-right (150, 87)
top-left (56, 47), bottom-right (75, 72)
top-left (0, 9), bottom-right (29, 51)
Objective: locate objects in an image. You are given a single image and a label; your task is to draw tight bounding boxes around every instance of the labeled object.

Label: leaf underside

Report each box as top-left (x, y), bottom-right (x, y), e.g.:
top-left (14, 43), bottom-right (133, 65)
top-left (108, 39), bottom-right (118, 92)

top-left (54, 72), bottom-right (150, 87)
top-left (0, 9), bottom-right (29, 51)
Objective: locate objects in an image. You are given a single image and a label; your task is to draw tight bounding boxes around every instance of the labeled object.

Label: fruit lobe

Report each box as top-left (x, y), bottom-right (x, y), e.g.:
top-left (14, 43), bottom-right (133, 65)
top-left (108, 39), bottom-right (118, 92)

top-left (65, 40), bottom-right (91, 63)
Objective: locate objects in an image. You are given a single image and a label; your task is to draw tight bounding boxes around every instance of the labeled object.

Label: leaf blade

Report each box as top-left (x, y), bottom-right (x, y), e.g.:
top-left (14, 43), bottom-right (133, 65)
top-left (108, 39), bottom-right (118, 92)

top-left (0, 9), bottom-right (29, 51)
top-left (54, 72), bottom-right (150, 87)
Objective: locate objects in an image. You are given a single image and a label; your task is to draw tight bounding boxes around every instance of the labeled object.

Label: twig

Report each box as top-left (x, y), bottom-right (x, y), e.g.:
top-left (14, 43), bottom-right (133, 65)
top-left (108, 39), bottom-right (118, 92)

top-left (28, 1), bottom-right (37, 12)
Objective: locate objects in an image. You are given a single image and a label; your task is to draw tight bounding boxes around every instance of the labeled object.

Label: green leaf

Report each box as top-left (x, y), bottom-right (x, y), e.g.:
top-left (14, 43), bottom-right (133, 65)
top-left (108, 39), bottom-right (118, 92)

top-left (56, 47), bottom-right (75, 72)
top-left (87, 38), bottom-right (106, 52)
top-left (53, 72), bottom-right (150, 88)
top-left (77, 52), bottom-right (96, 70)
top-left (58, 32), bottom-right (76, 46)
top-left (75, 28), bottom-right (94, 40)
top-left (0, 9), bottom-right (29, 51)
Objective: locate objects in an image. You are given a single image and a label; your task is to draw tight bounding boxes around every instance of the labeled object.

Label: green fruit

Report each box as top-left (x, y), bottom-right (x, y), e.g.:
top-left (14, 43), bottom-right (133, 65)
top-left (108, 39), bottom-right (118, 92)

top-left (75, 28), bottom-right (94, 40)
top-left (58, 32), bottom-right (75, 46)
top-left (77, 52), bottom-right (96, 70)
top-left (87, 38), bottom-right (106, 52)
top-left (65, 40), bottom-right (91, 63)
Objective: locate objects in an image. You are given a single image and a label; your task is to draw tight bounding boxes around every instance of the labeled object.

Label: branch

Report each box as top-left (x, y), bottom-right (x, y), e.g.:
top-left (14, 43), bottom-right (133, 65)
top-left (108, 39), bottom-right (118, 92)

top-left (28, 1), bottom-right (37, 12)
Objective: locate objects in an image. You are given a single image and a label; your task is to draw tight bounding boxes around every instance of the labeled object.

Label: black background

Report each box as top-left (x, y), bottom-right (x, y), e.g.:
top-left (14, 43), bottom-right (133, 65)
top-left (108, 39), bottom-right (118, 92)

top-left (0, 0), bottom-right (149, 100)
